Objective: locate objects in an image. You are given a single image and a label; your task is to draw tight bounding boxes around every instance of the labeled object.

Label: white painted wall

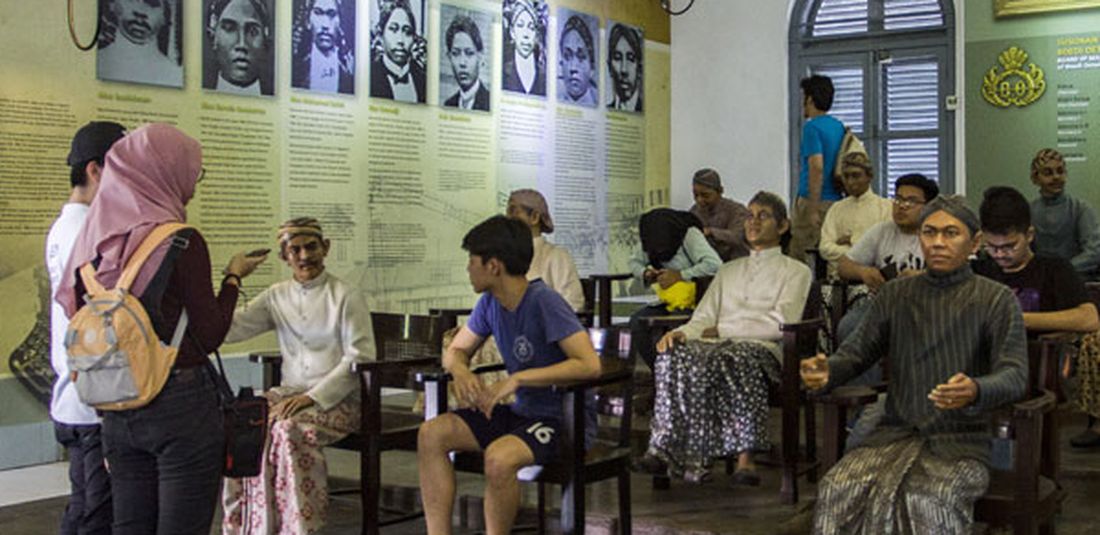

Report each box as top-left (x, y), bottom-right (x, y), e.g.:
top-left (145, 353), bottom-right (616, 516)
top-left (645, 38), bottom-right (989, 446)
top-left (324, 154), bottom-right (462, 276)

top-left (669, 0), bottom-right (794, 209)
top-left (670, 1), bottom-right (967, 208)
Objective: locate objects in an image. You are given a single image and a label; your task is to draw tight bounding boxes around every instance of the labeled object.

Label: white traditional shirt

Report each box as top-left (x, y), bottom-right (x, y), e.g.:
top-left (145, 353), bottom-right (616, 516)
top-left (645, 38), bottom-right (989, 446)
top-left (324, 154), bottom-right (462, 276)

top-left (225, 271), bottom-right (375, 410)
top-left (97, 37), bottom-right (182, 87)
top-left (514, 50), bottom-right (536, 93)
top-left (675, 247), bottom-right (812, 358)
top-left (216, 75), bottom-right (262, 95)
top-left (528, 236), bottom-right (585, 312)
top-left (309, 45), bottom-right (340, 93)
top-left (819, 190), bottom-right (893, 265)
top-left (47, 203), bottom-right (98, 425)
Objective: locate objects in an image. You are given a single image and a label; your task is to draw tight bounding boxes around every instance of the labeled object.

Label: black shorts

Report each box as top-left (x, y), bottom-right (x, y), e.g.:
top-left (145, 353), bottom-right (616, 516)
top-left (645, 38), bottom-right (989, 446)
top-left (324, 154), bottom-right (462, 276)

top-left (453, 405), bottom-right (562, 465)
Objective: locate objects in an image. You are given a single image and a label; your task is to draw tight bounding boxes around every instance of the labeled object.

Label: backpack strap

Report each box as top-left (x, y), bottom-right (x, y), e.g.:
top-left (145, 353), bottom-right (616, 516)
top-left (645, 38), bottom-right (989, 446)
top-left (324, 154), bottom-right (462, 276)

top-left (78, 263), bottom-right (107, 295)
top-left (117, 223), bottom-right (193, 292)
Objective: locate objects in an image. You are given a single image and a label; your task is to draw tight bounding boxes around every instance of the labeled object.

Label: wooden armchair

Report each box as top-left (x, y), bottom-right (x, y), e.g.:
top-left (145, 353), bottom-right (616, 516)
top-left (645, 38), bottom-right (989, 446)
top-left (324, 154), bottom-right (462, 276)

top-left (642, 315), bottom-right (824, 504)
top-left (589, 273), bottom-right (633, 327)
top-left (816, 336), bottom-right (1068, 534)
top-left (250, 311), bottom-right (447, 535)
top-left (419, 350), bottom-right (635, 534)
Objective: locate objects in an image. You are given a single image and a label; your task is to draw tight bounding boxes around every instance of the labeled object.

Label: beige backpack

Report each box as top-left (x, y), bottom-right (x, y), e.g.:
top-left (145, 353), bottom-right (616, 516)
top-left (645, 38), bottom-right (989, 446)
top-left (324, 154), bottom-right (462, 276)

top-left (65, 223), bottom-right (193, 411)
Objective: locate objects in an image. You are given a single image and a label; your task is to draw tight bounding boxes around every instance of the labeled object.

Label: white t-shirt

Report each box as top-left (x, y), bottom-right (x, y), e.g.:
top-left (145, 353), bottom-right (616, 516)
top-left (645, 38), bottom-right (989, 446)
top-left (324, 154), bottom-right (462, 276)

top-left (46, 203), bottom-right (98, 425)
top-left (844, 220), bottom-right (925, 274)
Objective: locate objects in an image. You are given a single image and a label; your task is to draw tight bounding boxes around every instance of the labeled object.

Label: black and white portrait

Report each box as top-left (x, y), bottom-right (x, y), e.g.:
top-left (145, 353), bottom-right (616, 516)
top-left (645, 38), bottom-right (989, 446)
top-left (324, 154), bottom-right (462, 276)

top-left (292, 0), bottom-right (356, 94)
top-left (202, 0), bottom-right (276, 96)
top-left (556, 9), bottom-right (599, 108)
top-left (369, 0), bottom-right (427, 104)
top-left (96, 0), bottom-right (183, 88)
top-left (501, 0), bottom-right (547, 98)
top-left (606, 22), bottom-right (643, 113)
top-left (439, 5), bottom-right (492, 112)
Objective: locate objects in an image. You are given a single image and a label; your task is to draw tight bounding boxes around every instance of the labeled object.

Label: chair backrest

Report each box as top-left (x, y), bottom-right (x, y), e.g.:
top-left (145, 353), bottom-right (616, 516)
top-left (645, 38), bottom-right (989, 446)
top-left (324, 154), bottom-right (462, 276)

top-left (1086, 282), bottom-right (1100, 311)
top-left (693, 276), bottom-right (713, 305)
top-left (371, 312), bottom-right (444, 361)
top-left (580, 277), bottom-right (595, 312)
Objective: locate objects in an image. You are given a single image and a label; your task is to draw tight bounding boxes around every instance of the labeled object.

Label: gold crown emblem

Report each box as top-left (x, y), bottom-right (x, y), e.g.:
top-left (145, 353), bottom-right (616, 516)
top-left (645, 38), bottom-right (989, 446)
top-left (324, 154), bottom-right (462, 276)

top-left (982, 46), bottom-right (1046, 108)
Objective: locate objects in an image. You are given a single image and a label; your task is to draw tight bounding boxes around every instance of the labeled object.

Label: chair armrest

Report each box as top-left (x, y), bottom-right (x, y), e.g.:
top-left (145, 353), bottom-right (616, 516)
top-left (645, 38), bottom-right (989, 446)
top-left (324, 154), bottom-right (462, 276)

top-left (781, 317), bottom-right (826, 333)
top-left (644, 315), bottom-right (692, 329)
top-left (551, 367), bottom-right (633, 393)
top-left (248, 351), bottom-right (283, 364)
top-left (414, 362), bottom-right (508, 384)
top-left (1009, 389), bottom-right (1056, 419)
top-left (589, 273), bottom-right (633, 282)
top-left (812, 384), bottom-right (879, 407)
top-left (351, 356), bottom-right (440, 373)
top-left (1037, 331), bottom-right (1081, 344)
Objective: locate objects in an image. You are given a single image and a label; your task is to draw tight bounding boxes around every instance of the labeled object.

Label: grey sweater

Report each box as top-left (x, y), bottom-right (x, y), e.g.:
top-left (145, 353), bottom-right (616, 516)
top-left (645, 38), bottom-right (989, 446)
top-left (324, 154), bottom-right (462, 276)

top-left (827, 265), bottom-right (1028, 465)
top-left (1031, 192), bottom-right (1100, 275)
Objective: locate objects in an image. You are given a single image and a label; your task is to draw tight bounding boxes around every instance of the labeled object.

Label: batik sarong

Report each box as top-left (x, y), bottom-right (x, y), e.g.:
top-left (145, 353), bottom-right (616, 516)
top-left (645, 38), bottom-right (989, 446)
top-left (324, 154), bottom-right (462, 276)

top-left (648, 339), bottom-right (779, 475)
top-left (813, 437), bottom-right (989, 534)
top-left (222, 386), bottom-right (360, 535)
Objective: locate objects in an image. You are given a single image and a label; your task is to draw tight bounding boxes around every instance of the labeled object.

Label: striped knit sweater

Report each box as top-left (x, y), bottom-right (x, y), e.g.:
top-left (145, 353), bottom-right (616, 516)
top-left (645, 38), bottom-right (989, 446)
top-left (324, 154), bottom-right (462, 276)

top-left (827, 265), bottom-right (1028, 465)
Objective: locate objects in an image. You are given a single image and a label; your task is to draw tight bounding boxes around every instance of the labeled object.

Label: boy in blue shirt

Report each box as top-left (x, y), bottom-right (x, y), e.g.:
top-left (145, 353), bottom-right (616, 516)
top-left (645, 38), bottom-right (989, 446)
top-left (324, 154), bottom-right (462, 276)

top-left (418, 215), bottom-right (602, 535)
top-left (790, 74), bottom-right (846, 263)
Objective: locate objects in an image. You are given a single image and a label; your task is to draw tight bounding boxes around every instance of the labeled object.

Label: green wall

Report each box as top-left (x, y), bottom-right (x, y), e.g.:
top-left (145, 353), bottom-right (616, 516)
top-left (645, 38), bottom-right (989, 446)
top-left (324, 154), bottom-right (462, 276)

top-left (965, 0), bottom-right (1100, 206)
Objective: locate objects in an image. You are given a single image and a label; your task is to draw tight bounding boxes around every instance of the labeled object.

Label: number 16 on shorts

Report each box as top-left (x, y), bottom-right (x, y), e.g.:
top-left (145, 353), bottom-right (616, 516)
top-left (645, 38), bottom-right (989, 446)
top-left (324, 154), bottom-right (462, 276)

top-left (526, 422), bottom-right (556, 444)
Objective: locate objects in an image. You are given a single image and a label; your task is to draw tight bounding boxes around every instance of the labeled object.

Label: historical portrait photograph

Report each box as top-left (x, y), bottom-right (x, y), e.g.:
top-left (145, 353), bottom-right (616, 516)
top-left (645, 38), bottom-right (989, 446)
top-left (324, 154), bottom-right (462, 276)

top-left (202, 0), bottom-right (276, 96)
top-left (556, 8), bottom-right (599, 108)
top-left (439, 5), bottom-right (492, 112)
top-left (96, 0), bottom-right (184, 88)
top-left (501, 0), bottom-right (548, 98)
top-left (291, 0), bottom-right (356, 95)
top-left (606, 21), bottom-right (643, 113)
top-left (369, 0), bottom-right (428, 104)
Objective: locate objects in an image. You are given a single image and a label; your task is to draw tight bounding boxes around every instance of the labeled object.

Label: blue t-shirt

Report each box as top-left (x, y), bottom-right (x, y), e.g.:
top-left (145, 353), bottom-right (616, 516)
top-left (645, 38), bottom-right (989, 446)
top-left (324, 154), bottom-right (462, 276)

top-left (798, 114), bottom-right (845, 201)
top-left (467, 280), bottom-right (587, 421)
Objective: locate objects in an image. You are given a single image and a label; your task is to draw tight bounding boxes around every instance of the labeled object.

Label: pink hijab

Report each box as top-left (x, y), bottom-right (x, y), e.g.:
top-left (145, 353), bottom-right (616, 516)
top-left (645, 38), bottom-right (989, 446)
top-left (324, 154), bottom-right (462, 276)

top-left (56, 123), bottom-right (202, 317)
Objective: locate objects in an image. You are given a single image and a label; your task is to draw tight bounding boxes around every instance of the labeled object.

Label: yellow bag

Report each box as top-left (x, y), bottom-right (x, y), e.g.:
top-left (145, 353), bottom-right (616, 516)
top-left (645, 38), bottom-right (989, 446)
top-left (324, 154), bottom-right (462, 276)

top-left (654, 280), bottom-right (696, 312)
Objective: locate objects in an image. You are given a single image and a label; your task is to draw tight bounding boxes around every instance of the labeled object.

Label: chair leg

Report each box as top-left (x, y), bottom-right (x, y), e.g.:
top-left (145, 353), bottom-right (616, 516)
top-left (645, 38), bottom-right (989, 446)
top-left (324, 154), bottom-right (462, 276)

top-left (537, 482), bottom-right (547, 535)
top-left (617, 470), bottom-right (632, 535)
top-left (560, 479), bottom-right (585, 535)
top-left (804, 401), bottom-right (818, 483)
top-left (361, 442), bottom-right (381, 535)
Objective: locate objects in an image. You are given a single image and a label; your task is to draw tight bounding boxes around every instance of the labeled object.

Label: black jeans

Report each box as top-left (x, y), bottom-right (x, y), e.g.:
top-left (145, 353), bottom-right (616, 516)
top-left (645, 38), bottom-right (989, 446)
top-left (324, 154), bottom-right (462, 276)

top-left (101, 366), bottom-right (224, 535)
top-left (54, 422), bottom-right (112, 535)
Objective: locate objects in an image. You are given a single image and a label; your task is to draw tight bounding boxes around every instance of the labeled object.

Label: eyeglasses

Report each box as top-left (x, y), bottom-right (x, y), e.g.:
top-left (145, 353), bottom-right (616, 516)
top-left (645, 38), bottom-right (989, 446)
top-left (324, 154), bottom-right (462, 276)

top-left (983, 241), bottom-right (1022, 255)
top-left (892, 196), bottom-right (925, 209)
top-left (746, 211), bottom-right (776, 222)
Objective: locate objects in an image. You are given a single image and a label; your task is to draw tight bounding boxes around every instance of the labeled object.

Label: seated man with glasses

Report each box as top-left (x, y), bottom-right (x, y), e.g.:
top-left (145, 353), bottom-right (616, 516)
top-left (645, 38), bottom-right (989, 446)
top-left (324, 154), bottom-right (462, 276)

top-left (832, 173), bottom-right (939, 449)
top-left (836, 173), bottom-right (940, 344)
top-left (635, 192), bottom-right (811, 486)
top-left (972, 186), bottom-right (1100, 448)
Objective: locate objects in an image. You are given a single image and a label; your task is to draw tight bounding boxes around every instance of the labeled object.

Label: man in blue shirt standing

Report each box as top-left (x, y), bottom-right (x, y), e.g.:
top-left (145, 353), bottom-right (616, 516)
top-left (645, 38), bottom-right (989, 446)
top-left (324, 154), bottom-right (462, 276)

top-left (790, 74), bottom-right (846, 263)
top-left (418, 215), bottom-right (602, 535)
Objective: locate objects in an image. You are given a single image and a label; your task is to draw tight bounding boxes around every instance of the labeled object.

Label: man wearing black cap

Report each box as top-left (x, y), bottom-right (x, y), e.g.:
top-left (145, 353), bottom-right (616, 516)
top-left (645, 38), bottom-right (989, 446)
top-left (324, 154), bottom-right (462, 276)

top-left (46, 121), bottom-right (126, 535)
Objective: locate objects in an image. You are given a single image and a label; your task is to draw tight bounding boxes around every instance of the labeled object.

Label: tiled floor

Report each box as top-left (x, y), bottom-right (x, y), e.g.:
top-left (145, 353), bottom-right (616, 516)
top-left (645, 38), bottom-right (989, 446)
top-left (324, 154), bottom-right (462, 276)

top-left (4, 410), bottom-right (1100, 534)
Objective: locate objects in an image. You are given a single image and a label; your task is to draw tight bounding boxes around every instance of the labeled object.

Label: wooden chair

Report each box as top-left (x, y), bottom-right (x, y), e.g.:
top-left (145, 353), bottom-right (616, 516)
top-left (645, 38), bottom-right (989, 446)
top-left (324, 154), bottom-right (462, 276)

top-left (817, 337), bottom-right (1068, 534)
top-left (643, 313), bottom-right (824, 504)
top-left (589, 273), bottom-right (633, 327)
top-left (250, 312), bottom-right (446, 535)
top-left (419, 347), bottom-right (635, 534)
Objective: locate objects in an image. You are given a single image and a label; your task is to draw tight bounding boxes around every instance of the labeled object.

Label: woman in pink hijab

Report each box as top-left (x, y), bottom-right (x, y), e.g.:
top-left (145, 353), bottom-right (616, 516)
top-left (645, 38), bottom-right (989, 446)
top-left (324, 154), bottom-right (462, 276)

top-left (58, 123), bottom-right (266, 534)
